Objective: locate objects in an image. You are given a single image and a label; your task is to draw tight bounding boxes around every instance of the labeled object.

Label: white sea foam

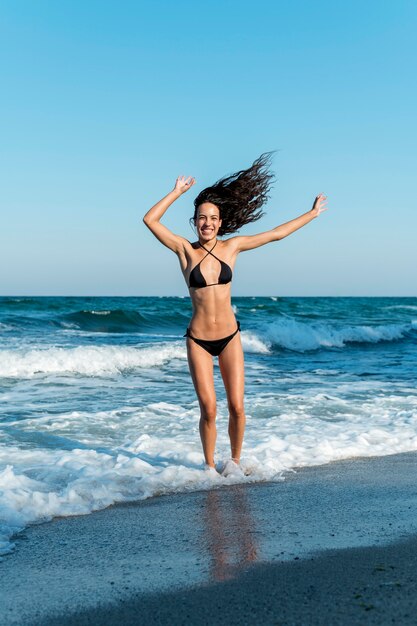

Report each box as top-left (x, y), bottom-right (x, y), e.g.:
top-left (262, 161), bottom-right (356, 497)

top-left (384, 305), bottom-right (417, 311)
top-left (0, 331), bottom-right (277, 378)
top-left (2, 390), bottom-right (417, 556)
top-left (240, 332), bottom-right (270, 354)
top-left (0, 344), bottom-right (187, 378)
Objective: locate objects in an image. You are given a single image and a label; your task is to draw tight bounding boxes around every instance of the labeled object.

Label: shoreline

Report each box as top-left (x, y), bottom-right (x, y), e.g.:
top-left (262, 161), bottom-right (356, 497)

top-left (2, 452), bottom-right (417, 624)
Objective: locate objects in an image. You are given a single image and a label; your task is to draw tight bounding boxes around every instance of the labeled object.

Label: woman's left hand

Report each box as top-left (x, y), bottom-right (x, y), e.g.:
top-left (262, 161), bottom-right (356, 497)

top-left (311, 193), bottom-right (328, 217)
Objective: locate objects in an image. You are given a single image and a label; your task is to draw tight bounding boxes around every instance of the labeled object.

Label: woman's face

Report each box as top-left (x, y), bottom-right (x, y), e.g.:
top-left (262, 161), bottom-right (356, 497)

top-left (195, 203), bottom-right (222, 241)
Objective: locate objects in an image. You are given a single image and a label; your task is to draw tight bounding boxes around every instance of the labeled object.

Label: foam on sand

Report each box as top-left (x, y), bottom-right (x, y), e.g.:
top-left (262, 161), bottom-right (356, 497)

top-left (2, 388), bottom-right (417, 557)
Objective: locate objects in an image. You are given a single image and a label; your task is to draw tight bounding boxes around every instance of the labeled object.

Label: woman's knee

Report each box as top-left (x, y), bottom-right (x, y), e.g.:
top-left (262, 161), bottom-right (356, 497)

top-left (228, 401), bottom-right (245, 420)
top-left (199, 401), bottom-right (217, 423)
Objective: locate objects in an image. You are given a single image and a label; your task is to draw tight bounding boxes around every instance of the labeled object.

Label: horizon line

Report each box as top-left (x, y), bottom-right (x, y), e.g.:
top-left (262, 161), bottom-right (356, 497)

top-left (1, 294), bottom-right (416, 299)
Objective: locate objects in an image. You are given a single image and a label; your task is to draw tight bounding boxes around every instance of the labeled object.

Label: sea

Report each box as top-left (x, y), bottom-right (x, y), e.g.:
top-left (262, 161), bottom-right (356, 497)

top-left (1, 295), bottom-right (416, 556)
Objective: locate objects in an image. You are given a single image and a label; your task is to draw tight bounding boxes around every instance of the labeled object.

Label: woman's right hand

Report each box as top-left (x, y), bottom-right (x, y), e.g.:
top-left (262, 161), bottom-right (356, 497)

top-left (311, 193), bottom-right (328, 217)
top-left (174, 175), bottom-right (196, 195)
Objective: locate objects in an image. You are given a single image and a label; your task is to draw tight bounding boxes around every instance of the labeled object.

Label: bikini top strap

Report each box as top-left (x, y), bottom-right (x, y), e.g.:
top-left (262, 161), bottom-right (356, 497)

top-left (198, 240), bottom-right (221, 262)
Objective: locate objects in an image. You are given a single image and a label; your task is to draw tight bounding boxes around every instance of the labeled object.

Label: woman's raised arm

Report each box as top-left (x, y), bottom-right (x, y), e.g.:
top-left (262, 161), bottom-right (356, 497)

top-left (143, 176), bottom-right (196, 253)
top-left (230, 193), bottom-right (328, 253)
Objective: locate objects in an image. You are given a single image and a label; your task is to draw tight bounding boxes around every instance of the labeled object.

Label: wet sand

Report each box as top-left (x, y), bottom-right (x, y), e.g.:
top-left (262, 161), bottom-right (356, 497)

top-left (2, 453), bottom-right (417, 625)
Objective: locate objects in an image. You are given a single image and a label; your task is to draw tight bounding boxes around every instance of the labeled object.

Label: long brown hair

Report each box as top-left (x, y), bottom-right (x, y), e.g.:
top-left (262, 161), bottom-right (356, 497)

top-left (192, 151), bottom-right (276, 236)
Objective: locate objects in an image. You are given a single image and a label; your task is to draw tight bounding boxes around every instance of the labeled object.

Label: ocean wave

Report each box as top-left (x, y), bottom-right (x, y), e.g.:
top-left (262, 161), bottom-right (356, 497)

top-left (0, 344), bottom-right (187, 378)
top-left (58, 308), bottom-right (192, 334)
top-left (0, 308), bottom-right (190, 335)
top-left (384, 305), bottom-right (417, 311)
top-left (0, 332), bottom-right (275, 379)
top-left (58, 309), bottom-right (148, 333)
top-left (240, 332), bottom-right (270, 354)
top-left (259, 317), bottom-right (413, 352)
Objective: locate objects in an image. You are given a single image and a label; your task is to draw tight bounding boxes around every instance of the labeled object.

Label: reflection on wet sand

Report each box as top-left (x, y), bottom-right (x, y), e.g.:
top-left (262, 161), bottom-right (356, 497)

top-left (201, 485), bottom-right (259, 582)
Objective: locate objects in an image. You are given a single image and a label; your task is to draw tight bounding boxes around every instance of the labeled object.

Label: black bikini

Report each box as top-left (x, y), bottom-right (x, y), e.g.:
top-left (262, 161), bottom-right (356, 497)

top-left (185, 321), bottom-right (241, 357)
top-left (185, 241), bottom-right (240, 356)
top-left (188, 241), bottom-right (232, 289)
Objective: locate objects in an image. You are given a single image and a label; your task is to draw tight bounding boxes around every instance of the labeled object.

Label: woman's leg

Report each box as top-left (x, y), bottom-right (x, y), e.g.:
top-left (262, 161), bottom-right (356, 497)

top-left (218, 333), bottom-right (246, 463)
top-left (186, 339), bottom-right (217, 467)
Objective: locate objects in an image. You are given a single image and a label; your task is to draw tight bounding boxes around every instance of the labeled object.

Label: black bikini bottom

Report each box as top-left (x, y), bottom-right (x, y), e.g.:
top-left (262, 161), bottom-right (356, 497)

top-left (184, 321), bottom-right (241, 357)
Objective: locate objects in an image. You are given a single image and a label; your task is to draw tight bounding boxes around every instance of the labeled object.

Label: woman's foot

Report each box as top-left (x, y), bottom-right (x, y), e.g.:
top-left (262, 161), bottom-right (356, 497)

top-left (221, 459), bottom-right (244, 478)
top-left (204, 463), bottom-right (219, 475)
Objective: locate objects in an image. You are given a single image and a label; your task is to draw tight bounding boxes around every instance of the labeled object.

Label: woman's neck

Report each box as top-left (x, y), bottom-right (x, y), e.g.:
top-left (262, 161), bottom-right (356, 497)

top-left (198, 236), bottom-right (217, 248)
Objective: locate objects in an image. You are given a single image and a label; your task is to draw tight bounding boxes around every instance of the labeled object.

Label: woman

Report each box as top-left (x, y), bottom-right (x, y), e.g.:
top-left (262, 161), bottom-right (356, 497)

top-left (143, 153), bottom-right (327, 474)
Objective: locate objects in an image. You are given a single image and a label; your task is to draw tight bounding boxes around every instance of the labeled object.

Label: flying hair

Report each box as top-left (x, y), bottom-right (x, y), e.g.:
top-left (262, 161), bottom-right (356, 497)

top-left (192, 151), bottom-right (276, 236)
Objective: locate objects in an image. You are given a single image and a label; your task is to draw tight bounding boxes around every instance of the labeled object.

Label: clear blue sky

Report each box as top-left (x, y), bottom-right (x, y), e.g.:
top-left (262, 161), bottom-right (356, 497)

top-left (1, 0), bottom-right (416, 296)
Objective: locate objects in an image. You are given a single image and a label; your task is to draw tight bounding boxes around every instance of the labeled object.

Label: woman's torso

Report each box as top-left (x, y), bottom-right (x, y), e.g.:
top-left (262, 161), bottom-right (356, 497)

top-left (178, 239), bottom-right (238, 339)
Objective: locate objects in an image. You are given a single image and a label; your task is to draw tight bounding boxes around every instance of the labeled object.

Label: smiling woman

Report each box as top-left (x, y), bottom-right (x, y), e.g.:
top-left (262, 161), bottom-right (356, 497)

top-left (143, 153), bottom-right (327, 474)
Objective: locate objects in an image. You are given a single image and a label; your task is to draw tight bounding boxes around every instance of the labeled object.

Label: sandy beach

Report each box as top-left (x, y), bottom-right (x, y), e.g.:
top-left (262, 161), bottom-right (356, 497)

top-left (2, 452), bottom-right (417, 625)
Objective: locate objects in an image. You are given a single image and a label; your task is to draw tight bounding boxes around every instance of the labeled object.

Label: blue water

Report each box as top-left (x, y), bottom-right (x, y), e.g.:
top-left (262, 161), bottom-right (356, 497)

top-left (0, 296), bottom-right (416, 555)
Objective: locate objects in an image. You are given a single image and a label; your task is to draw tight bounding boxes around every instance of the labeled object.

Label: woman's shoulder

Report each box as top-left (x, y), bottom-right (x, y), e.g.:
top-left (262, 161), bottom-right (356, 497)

top-left (175, 236), bottom-right (194, 249)
top-left (219, 236), bottom-right (240, 252)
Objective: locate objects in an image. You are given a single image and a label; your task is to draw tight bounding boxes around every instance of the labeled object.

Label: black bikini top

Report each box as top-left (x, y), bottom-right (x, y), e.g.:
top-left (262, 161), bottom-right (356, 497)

top-left (188, 241), bottom-right (233, 290)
